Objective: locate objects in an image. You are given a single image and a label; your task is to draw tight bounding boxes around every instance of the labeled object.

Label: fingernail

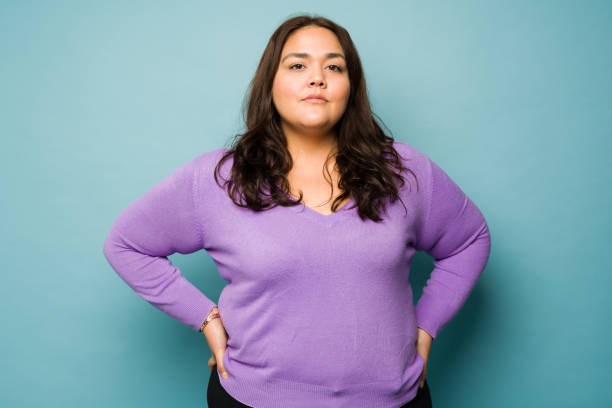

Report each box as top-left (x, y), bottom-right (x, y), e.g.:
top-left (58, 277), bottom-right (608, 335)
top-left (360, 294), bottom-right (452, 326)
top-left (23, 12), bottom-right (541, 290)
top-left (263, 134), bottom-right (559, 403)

top-left (222, 372), bottom-right (228, 379)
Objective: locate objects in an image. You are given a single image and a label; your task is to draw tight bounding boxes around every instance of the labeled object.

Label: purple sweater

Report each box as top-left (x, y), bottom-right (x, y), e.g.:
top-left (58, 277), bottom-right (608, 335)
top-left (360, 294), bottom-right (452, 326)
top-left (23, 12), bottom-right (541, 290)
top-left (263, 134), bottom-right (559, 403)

top-left (102, 140), bottom-right (491, 408)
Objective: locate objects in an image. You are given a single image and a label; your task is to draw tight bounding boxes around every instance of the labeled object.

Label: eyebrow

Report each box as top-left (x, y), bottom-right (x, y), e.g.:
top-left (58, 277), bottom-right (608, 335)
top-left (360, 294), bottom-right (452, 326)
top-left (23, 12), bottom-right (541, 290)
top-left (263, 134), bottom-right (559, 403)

top-left (280, 52), bottom-right (346, 63)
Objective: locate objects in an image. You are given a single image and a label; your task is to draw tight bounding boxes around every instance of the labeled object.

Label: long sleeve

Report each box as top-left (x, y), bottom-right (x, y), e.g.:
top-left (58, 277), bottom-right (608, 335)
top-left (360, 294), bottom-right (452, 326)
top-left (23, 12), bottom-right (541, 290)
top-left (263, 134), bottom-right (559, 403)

top-left (414, 156), bottom-right (492, 340)
top-left (102, 154), bottom-right (217, 332)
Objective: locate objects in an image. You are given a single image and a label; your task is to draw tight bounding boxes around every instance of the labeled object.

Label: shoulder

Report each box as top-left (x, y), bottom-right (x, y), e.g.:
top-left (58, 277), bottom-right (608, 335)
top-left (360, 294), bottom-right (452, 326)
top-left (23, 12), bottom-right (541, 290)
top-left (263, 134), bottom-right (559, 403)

top-left (188, 147), bottom-right (232, 176)
top-left (393, 140), bottom-right (429, 172)
top-left (391, 138), bottom-right (424, 156)
top-left (391, 139), bottom-right (433, 182)
top-left (193, 147), bottom-right (231, 166)
top-left (188, 147), bottom-right (235, 193)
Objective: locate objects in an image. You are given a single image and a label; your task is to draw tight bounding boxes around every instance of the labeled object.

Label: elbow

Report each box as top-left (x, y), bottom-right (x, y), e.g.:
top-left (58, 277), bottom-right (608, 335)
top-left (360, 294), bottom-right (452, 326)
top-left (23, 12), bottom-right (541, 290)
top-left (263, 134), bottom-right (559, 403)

top-left (479, 221), bottom-right (491, 254)
top-left (475, 221), bottom-right (492, 272)
top-left (102, 228), bottom-right (136, 285)
top-left (102, 211), bottom-right (131, 266)
top-left (102, 228), bottom-right (119, 268)
top-left (102, 221), bottom-right (126, 273)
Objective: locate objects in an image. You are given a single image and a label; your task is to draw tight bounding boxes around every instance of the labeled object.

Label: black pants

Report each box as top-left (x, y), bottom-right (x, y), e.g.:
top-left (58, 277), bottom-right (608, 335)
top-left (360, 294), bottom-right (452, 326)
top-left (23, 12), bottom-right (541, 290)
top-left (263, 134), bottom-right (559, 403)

top-left (207, 364), bottom-right (432, 408)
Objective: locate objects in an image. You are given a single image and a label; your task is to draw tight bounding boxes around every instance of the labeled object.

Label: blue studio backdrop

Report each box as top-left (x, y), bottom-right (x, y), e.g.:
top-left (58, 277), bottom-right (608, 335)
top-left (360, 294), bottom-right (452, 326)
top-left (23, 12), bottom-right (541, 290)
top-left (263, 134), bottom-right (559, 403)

top-left (1, 1), bottom-right (610, 407)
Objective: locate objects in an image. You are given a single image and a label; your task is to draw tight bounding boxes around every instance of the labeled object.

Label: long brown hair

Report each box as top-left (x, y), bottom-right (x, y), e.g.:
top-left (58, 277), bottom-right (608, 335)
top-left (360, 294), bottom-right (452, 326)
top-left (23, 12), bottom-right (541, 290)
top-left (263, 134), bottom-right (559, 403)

top-left (214, 13), bottom-right (418, 222)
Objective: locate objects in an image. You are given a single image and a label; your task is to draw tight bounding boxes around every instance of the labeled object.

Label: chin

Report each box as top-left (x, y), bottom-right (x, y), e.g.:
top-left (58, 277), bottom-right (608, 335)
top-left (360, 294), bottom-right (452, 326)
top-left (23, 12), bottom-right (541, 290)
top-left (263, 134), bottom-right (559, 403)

top-left (299, 114), bottom-right (333, 125)
top-left (298, 120), bottom-right (332, 130)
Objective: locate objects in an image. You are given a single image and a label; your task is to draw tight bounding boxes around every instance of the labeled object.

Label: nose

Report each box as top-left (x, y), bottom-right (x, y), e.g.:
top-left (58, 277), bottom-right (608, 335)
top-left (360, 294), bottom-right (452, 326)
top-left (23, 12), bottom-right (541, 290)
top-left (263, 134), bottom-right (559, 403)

top-left (309, 66), bottom-right (326, 87)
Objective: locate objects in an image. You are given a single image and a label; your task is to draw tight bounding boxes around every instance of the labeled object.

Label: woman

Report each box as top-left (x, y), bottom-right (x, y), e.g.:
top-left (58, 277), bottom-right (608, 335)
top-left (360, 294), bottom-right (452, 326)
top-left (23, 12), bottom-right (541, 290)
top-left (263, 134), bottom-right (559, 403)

top-left (103, 14), bottom-right (491, 408)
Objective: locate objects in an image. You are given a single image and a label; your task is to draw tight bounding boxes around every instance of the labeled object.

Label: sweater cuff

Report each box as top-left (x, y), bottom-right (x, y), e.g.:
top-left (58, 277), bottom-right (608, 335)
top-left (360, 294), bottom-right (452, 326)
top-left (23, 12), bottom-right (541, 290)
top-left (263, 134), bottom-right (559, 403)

top-left (198, 303), bottom-right (219, 332)
top-left (415, 292), bottom-right (451, 340)
top-left (191, 297), bottom-right (219, 332)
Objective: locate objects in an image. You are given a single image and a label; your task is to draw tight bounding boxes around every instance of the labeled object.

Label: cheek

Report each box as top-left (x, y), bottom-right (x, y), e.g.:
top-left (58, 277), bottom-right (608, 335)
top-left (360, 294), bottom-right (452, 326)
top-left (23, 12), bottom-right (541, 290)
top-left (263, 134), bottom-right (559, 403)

top-left (273, 77), bottom-right (297, 103)
top-left (340, 79), bottom-right (351, 101)
top-left (331, 78), bottom-right (351, 103)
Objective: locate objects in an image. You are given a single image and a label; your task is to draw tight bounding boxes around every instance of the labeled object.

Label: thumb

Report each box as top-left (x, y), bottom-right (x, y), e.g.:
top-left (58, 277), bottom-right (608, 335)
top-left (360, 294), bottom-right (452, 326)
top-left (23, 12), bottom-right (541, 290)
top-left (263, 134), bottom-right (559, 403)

top-left (419, 365), bottom-right (427, 389)
top-left (215, 353), bottom-right (229, 379)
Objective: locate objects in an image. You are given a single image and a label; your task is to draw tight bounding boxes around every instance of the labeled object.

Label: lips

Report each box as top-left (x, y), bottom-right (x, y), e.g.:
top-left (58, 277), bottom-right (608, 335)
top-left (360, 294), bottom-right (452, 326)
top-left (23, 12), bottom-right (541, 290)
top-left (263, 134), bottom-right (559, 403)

top-left (303, 94), bottom-right (327, 102)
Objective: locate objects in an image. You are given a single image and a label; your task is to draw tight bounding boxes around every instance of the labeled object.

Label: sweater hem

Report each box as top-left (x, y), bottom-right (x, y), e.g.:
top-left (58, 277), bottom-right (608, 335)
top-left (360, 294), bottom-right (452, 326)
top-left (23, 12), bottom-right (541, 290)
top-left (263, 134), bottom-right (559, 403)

top-left (215, 352), bottom-right (424, 408)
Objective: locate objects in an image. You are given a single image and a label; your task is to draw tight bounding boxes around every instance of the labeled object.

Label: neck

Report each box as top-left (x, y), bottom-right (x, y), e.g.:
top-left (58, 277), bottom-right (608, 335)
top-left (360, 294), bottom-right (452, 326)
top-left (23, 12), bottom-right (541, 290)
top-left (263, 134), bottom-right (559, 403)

top-left (281, 123), bottom-right (338, 164)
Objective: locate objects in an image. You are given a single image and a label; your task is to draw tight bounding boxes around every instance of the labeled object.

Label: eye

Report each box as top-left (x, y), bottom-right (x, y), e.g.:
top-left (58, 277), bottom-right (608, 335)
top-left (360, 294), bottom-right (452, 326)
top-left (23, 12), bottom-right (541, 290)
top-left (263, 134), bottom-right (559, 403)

top-left (288, 63), bottom-right (345, 72)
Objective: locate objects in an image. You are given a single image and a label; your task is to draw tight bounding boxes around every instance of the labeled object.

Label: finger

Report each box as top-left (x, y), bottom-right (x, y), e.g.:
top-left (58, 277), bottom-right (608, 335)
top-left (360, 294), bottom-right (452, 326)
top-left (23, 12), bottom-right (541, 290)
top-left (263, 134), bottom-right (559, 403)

top-left (218, 365), bottom-right (229, 379)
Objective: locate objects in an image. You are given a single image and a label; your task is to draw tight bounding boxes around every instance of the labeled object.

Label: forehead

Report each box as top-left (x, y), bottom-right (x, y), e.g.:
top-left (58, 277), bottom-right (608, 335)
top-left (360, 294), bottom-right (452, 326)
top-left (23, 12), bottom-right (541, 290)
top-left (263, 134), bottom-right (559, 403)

top-left (281, 26), bottom-right (343, 54)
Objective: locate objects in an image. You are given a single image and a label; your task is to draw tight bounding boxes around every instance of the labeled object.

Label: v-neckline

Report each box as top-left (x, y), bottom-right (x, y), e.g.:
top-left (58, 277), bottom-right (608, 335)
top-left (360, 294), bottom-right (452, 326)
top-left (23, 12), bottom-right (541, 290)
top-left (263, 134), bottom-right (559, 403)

top-left (285, 192), bottom-right (356, 227)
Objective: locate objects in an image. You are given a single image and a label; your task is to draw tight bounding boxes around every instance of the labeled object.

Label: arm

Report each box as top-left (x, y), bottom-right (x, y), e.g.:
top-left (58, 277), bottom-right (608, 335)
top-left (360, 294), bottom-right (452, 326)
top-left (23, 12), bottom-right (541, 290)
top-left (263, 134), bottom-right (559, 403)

top-left (414, 156), bottom-right (492, 340)
top-left (102, 154), bottom-right (217, 332)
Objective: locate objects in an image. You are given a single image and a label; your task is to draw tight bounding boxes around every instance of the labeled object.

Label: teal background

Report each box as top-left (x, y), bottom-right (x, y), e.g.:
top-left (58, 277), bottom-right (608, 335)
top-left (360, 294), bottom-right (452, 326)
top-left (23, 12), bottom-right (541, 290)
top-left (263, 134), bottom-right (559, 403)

top-left (1, 0), bottom-right (610, 407)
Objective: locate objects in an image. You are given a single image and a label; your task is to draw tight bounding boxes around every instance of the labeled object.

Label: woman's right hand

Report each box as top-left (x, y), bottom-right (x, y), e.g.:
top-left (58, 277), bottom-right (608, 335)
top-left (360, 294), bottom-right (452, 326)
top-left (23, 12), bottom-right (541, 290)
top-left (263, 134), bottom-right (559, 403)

top-left (203, 307), bottom-right (230, 379)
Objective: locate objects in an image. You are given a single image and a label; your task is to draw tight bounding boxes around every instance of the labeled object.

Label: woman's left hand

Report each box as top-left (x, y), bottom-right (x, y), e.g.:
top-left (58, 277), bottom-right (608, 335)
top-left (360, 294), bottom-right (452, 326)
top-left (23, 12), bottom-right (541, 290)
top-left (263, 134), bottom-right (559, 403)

top-left (416, 327), bottom-right (433, 388)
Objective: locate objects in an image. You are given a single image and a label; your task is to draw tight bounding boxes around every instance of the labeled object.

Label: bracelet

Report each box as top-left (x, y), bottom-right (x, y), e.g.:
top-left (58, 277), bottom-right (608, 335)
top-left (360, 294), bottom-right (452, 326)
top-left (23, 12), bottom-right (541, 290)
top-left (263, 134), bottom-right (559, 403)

top-left (199, 308), bottom-right (221, 333)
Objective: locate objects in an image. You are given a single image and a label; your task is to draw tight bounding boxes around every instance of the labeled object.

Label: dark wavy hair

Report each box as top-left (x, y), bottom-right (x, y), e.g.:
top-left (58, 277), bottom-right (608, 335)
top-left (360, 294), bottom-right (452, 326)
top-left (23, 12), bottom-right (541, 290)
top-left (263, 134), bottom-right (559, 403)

top-left (214, 13), bottom-right (418, 222)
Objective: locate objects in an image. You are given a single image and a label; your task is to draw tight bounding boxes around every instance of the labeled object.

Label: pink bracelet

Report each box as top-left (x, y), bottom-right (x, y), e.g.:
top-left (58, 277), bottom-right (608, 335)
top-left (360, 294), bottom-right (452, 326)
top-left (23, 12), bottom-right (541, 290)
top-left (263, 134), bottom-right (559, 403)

top-left (199, 309), bottom-right (221, 333)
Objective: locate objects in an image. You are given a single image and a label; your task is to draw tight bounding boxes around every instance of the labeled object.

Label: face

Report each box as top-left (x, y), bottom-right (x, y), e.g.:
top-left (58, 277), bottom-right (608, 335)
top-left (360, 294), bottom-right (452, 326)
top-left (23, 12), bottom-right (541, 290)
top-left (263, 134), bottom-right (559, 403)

top-left (272, 26), bottom-right (350, 138)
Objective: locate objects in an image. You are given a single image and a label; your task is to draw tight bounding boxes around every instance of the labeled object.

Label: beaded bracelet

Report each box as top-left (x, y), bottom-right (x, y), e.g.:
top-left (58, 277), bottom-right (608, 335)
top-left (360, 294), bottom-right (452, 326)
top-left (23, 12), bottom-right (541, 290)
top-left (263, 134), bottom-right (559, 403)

top-left (199, 308), bottom-right (221, 333)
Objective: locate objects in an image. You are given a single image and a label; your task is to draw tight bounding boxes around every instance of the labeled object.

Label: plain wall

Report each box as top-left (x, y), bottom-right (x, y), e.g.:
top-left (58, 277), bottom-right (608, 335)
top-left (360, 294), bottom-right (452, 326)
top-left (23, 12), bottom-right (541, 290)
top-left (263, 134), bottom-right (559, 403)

top-left (1, 0), bottom-right (610, 406)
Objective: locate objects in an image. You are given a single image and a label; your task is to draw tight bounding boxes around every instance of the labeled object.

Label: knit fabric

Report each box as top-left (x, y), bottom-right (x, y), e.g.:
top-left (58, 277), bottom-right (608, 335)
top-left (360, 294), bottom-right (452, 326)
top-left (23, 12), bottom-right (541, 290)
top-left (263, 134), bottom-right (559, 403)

top-left (103, 140), bottom-right (491, 408)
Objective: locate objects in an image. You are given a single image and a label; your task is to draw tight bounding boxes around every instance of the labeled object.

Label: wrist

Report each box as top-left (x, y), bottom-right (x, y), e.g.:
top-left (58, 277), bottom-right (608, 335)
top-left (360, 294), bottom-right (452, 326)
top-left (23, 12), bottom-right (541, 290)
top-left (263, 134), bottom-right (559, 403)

top-left (199, 306), bottom-right (220, 333)
top-left (417, 327), bottom-right (434, 343)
